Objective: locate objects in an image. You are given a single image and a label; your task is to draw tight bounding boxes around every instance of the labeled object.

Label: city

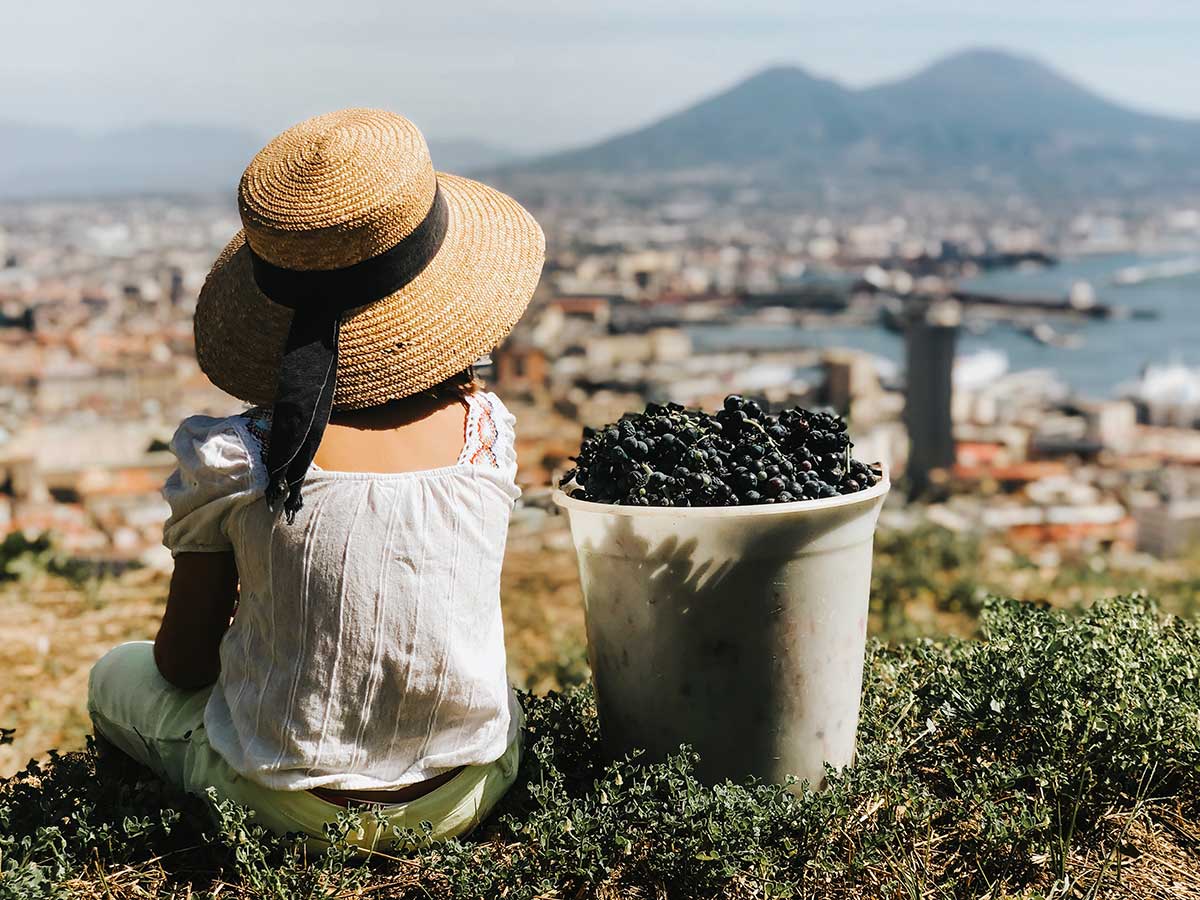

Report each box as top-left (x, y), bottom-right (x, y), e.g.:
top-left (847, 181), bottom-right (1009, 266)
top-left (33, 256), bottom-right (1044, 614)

top-left (3, 188), bottom-right (1200, 574)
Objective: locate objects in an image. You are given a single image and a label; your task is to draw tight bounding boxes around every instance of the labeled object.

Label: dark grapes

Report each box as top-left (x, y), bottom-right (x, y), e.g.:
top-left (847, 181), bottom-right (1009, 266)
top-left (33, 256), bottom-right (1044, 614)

top-left (559, 395), bottom-right (881, 507)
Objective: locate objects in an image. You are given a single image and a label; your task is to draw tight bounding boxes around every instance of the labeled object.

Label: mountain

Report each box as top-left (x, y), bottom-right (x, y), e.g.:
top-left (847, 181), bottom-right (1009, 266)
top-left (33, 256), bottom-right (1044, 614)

top-left (6, 49), bottom-right (1198, 199)
top-left (864, 48), bottom-right (1164, 134)
top-left (533, 66), bottom-right (869, 173)
top-left (523, 48), bottom-right (1200, 191)
top-left (0, 122), bottom-right (263, 198)
top-left (862, 48), bottom-right (1198, 164)
top-left (0, 123), bottom-right (522, 198)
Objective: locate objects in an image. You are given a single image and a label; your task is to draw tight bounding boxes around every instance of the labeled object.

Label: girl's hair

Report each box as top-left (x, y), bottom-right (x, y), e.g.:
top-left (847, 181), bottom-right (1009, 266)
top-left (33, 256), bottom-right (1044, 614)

top-left (425, 366), bottom-right (480, 403)
top-left (328, 367), bottom-right (480, 426)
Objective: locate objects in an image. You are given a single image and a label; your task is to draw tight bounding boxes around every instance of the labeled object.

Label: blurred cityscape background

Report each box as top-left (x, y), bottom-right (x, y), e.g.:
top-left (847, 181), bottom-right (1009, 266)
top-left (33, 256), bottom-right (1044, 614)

top-left (4, 3), bottom-right (1200, 769)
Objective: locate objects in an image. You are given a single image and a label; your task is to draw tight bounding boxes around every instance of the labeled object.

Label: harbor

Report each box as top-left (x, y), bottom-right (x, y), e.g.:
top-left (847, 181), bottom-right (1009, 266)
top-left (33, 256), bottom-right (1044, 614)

top-left (685, 252), bottom-right (1200, 399)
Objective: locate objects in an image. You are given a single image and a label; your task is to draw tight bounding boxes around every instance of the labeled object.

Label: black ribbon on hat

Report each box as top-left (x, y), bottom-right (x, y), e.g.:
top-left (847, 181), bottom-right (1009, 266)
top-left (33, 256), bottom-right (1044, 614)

top-left (248, 184), bottom-right (449, 523)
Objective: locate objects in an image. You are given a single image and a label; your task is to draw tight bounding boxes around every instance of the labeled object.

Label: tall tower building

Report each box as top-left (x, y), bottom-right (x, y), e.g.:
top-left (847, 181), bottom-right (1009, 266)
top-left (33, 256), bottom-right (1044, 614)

top-left (904, 297), bottom-right (960, 498)
top-left (168, 267), bottom-right (185, 307)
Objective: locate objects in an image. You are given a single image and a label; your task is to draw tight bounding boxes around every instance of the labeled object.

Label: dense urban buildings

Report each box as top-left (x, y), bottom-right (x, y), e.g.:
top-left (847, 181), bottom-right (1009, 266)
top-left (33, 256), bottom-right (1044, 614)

top-left (2, 188), bottom-right (1200, 571)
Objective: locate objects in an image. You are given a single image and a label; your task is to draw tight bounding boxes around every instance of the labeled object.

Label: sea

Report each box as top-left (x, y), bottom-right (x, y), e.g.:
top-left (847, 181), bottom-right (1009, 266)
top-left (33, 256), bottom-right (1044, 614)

top-left (687, 252), bottom-right (1200, 400)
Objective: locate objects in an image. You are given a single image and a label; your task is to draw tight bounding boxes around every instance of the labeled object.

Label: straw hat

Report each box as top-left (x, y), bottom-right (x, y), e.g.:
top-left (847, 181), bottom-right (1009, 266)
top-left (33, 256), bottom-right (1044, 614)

top-left (194, 108), bottom-right (545, 410)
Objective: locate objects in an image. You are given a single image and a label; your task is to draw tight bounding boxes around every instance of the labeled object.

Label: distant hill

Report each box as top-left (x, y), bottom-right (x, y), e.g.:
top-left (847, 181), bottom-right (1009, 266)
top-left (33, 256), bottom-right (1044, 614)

top-left (532, 66), bottom-right (870, 174)
top-left (0, 123), bottom-right (521, 198)
top-left (864, 48), bottom-right (1167, 134)
top-left (521, 48), bottom-right (1200, 192)
top-left (427, 138), bottom-right (522, 174)
top-left (6, 49), bottom-right (1199, 199)
top-left (0, 122), bottom-right (262, 197)
top-left (861, 49), bottom-right (1199, 168)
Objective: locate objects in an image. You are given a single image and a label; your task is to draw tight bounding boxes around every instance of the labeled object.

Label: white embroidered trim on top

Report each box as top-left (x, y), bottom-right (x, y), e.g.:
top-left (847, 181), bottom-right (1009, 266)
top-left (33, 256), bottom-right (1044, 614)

top-left (458, 392), bottom-right (500, 469)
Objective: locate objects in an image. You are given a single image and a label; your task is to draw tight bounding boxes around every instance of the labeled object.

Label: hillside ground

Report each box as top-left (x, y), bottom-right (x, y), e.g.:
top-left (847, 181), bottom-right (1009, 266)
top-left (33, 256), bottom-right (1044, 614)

top-left (4, 517), bottom-right (1198, 776)
top-left (2, 521), bottom-right (1200, 898)
top-left (3, 593), bottom-right (1198, 898)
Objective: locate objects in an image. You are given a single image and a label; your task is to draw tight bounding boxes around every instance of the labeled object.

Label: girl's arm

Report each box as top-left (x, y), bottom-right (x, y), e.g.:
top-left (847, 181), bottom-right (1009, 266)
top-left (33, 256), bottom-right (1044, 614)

top-left (153, 551), bottom-right (239, 690)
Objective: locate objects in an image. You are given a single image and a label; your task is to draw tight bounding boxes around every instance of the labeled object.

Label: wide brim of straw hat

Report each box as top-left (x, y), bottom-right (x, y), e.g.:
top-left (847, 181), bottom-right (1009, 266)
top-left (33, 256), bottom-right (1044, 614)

top-left (194, 172), bottom-right (544, 410)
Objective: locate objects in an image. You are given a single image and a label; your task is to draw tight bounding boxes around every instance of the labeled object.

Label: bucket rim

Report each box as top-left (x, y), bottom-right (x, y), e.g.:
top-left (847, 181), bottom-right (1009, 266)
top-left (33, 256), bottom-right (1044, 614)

top-left (552, 464), bottom-right (890, 518)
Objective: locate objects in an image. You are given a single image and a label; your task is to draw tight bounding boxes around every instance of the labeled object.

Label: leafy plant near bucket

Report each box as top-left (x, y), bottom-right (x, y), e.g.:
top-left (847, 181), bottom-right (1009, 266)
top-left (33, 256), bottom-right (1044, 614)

top-left (559, 395), bottom-right (881, 507)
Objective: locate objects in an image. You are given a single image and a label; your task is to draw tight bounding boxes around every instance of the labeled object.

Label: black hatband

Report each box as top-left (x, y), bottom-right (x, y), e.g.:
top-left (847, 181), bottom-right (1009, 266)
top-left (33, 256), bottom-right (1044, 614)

top-left (247, 185), bottom-right (449, 522)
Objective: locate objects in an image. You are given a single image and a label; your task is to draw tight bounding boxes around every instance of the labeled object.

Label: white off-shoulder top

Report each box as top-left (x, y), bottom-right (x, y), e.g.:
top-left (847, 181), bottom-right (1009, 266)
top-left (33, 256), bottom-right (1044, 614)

top-left (161, 391), bottom-right (521, 791)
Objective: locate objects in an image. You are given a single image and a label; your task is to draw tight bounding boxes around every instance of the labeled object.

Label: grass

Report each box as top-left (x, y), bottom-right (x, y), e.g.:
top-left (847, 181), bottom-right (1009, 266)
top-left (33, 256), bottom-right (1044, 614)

top-left (870, 525), bottom-right (1200, 640)
top-left (2, 594), bottom-right (1198, 899)
top-left (0, 568), bottom-right (165, 775)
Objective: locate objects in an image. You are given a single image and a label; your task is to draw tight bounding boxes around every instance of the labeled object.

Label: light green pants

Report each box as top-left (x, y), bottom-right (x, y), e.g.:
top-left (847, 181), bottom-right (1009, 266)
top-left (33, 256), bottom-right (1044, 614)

top-left (87, 641), bottom-right (521, 852)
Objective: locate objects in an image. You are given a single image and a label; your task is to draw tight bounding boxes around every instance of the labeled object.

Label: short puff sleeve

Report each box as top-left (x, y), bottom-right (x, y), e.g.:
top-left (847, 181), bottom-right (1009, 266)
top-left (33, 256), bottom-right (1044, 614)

top-left (162, 415), bottom-right (264, 556)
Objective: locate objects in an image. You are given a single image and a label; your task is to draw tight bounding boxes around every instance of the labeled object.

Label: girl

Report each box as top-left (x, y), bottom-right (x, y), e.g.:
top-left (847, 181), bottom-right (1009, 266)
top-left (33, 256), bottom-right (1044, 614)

top-left (87, 109), bottom-right (545, 848)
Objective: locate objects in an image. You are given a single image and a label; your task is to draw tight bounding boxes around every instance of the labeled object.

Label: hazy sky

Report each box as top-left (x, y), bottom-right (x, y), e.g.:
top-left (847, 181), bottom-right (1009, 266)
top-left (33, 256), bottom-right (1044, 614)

top-left (7, 1), bottom-right (1200, 153)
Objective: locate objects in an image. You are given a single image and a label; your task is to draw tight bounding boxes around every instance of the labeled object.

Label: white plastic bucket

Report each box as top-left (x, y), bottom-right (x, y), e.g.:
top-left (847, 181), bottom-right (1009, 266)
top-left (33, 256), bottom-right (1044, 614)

top-left (553, 469), bottom-right (889, 790)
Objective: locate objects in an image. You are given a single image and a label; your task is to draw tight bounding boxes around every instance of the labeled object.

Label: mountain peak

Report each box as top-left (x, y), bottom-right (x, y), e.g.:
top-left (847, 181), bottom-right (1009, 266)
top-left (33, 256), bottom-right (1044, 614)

top-left (896, 46), bottom-right (1085, 96)
top-left (528, 61), bottom-right (864, 173)
top-left (739, 64), bottom-right (825, 85)
top-left (862, 45), bottom-right (1159, 136)
top-left (921, 46), bottom-right (1048, 74)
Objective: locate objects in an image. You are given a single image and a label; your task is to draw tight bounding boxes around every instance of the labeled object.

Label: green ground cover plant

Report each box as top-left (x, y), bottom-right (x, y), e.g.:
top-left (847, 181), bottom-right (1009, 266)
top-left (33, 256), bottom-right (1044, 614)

top-left (2, 594), bottom-right (1197, 899)
top-left (0, 532), bottom-right (88, 585)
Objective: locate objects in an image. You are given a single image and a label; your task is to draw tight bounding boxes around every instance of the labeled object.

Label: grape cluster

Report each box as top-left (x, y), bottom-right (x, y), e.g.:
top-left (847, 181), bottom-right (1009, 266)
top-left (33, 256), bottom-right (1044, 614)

top-left (559, 395), bottom-right (881, 507)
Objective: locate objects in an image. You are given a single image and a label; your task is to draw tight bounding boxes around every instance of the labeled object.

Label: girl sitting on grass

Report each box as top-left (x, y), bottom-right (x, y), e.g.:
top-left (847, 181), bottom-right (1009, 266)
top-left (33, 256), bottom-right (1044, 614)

top-left (87, 108), bottom-right (544, 848)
